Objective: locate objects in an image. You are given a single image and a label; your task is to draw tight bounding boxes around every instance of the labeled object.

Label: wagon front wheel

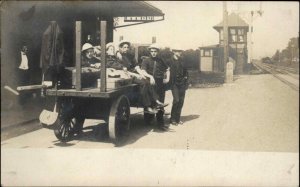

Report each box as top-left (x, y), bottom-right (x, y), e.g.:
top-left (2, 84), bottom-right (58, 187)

top-left (108, 95), bottom-right (130, 142)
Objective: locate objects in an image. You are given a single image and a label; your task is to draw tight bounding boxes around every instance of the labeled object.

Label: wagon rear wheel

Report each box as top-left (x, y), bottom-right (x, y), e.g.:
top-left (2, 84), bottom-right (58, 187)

top-left (54, 99), bottom-right (85, 142)
top-left (108, 95), bottom-right (130, 142)
top-left (54, 116), bottom-right (84, 142)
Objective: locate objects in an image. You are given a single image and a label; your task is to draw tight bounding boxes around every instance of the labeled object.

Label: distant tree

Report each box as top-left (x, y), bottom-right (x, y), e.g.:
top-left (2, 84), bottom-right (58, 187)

top-left (269, 36), bottom-right (299, 65)
top-left (136, 47), bottom-right (200, 70)
top-left (137, 46), bottom-right (150, 63)
top-left (182, 49), bottom-right (199, 70)
top-left (287, 37), bottom-right (299, 61)
top-left (272, 50), bottom-right (280, 62)
top-left (158, 47), bottom-right (173, 62)
top-left (280, 49), bottom-right (289, 62)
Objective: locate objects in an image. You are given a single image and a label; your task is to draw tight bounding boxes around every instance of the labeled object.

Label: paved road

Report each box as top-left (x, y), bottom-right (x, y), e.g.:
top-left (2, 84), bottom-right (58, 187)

top-left (2, 74), bottom-right (299, 186)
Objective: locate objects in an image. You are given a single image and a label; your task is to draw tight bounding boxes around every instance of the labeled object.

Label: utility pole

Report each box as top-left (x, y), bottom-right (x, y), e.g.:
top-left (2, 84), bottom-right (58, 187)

top-left (152, 36), bottom-right (156, 44)
top-left (248, 11), bottom-right (254, 64)
top-left (239, 2), bottom-right (263, 63)
top-left (223, 1), bottom-right (229, 74)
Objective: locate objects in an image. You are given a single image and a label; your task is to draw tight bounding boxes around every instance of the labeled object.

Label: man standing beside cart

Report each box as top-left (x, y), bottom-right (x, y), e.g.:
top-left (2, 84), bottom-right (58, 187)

top-left (140, 43), bottom-right (170, 131)
top-left (168, 46), bottom-right (189, 126)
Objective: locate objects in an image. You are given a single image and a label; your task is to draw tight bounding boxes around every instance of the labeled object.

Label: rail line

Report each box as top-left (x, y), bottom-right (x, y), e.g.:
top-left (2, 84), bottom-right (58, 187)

top-left (253, 61), bottom-right (299, 91)
top-left (262, 63), bottom-right (299, 79)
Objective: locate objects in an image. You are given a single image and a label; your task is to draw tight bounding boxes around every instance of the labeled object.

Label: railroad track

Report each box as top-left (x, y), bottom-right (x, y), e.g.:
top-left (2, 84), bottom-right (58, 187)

top-left (253, 61), bottom-right (299, 91)
top-left (262, 63), bottom-right (299, 79)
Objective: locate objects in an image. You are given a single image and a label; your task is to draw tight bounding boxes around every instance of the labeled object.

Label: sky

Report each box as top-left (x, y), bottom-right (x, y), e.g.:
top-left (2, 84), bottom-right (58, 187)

top-left (113, 1), bottom-right (299, 59)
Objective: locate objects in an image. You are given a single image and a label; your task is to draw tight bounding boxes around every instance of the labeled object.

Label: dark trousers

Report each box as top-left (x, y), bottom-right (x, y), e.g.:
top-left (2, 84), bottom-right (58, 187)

top-left (171, 84), bottom-right (186, 123)
top-left (18, 69), bottom-right (30, 105)
top-left (155, 78), bottom-right (166, 126)
top-left (133, 78), bottom-right (157, 107)
top-left (18, 69), bottom-right (30, 86)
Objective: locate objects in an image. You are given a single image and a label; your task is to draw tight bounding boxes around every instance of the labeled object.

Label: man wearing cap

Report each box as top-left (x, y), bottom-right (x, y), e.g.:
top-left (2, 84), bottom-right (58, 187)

top-left (117, 40), bottom-right (165, 114)
top-left (168, 46), bottom-right (189, 126)
top-left (140, 43), bottom-right (170, 131)
top-left (116, 40), bottom-right (138, 72)
top-left (17, 44), bottom-right (31, 105)
top-left (81, 43), bottom-right (101, 68)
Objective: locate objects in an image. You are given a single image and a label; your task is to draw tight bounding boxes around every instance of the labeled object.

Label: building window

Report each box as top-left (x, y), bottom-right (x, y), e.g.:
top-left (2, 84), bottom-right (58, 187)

top-left (202, 49), bottom-right (212, 57)
top-left (230, 28), bottom-right (237, 42)
top-left (231, 35), bottom-right (237, 42)
top-left (238, 35), bottom-right (244, 42)
top-left (230, 28), bottom-right (245, 43)
top-left (230, 28), bottom-right (236, 35)
top-left (237, 29), bottom-right (244, 42)
top-left (238, 29), bottom-right (244, 35)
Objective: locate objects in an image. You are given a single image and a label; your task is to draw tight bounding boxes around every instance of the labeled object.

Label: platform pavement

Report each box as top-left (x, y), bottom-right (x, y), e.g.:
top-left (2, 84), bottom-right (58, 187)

top-left (1, 96), bottom-right (54, 129)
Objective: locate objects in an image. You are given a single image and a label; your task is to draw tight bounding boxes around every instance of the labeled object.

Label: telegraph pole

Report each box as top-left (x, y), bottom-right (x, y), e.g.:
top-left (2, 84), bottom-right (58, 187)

top-left (238, 2), bottom-right (263, 63)
top-left (248, 11), bottom-right (254, 64)
top-left (152, 36), bottom-right (156, 44)
top-left (223, 2), bottom-right (229, 75)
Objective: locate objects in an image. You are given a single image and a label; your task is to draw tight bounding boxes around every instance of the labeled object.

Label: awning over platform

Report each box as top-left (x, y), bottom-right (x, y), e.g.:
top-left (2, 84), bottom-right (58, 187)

top-left (1, 1), bottom-right (164, 21)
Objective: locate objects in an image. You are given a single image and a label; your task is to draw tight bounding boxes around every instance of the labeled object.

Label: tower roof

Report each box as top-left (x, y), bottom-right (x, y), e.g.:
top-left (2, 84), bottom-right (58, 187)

top-left (213, 12), bottom-right (249, 31)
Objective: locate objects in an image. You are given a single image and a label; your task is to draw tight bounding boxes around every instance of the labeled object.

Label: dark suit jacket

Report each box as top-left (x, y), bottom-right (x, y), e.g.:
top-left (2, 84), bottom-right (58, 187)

top-left (167, 57), bottom-right (189, 88)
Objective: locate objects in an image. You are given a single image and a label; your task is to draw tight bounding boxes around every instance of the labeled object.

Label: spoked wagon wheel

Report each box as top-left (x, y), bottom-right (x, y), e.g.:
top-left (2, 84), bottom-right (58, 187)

top-left (108, 95), bottom-right (130, 142)
top-left (54, 99), bottom-right (85, 142)
top-left (54, 116), bottom-right (85, 142)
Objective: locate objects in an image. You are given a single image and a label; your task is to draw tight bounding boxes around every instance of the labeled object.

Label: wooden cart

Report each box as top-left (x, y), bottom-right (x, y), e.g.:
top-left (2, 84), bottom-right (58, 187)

top-left (45, 21), bottom-right (155, 143)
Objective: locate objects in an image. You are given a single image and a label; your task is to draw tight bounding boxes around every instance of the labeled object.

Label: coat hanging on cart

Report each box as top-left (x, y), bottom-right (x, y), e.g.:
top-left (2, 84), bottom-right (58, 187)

top-left (40, 21), bottom-right (64, 83)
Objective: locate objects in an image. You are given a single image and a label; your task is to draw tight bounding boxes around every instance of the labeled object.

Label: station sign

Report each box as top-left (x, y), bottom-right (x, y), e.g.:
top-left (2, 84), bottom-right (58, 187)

top-left (124, 16), bottom-right (154, 22)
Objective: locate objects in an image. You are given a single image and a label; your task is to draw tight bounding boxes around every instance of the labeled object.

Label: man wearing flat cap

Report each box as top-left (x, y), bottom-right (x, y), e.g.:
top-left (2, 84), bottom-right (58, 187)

top-left (167, 45), bottom-right (189, 126)
top-left (140, 43), bottom-right (170, 131)
top-left (116, 40), bottom-right (137, 72)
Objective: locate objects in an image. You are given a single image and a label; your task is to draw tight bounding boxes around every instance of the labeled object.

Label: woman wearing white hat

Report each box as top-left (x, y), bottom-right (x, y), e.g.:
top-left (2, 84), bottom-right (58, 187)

top-left (106, 42), bottom-right (124, 70)
top-left (81, 43), bottom-right (101, 68)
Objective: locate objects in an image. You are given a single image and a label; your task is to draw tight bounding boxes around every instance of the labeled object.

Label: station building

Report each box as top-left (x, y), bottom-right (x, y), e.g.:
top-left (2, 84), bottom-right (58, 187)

top-left (199, 13), bottom-right (249, 74)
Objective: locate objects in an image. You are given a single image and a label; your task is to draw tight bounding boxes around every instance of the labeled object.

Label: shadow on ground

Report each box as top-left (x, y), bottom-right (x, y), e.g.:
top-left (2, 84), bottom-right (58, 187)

top-left (52, 114), bottom-right (166, 147)
top-left (52, 113), bottom-right (201, 147)
top-left (180, 114), bottom-right (200, 123)
top-left (114, 114), bottom-right (162, 147)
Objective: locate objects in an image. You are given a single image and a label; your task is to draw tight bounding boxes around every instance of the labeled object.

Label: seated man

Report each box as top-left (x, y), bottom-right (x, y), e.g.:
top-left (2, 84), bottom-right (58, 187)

top-left (117, 40), bottom-right (166, 114)
top-left (140, 43), bottom-right (170, 130)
